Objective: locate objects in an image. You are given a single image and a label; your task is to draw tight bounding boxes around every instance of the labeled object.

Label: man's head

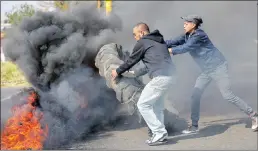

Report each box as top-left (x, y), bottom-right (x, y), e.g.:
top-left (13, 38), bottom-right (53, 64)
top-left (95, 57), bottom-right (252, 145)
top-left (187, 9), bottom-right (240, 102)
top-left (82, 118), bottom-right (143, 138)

top-left (133, 22), bottom-right (150, 41)
top-left (181, 15), bottom-right (203, 33)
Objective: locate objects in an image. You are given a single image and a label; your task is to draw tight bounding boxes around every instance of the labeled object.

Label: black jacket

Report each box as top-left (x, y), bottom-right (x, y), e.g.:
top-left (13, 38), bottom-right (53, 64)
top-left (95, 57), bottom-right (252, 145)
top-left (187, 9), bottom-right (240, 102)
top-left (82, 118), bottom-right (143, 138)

top-left (116, 30), bottom-right (175, 78)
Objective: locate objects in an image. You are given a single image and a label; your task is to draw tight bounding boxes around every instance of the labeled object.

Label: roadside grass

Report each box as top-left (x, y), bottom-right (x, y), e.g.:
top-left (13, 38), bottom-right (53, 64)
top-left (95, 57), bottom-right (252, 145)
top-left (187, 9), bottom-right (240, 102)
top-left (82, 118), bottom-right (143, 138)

top-left (1, 61), bottom-right (30, 87)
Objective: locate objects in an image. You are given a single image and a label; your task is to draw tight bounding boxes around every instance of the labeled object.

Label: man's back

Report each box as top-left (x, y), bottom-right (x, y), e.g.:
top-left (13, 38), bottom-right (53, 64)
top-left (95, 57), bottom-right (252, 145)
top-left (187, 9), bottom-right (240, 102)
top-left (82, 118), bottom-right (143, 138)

top-left (140, 30), bottom-right (176, 78)
top-left (188, 28), bottom-right (226, 72)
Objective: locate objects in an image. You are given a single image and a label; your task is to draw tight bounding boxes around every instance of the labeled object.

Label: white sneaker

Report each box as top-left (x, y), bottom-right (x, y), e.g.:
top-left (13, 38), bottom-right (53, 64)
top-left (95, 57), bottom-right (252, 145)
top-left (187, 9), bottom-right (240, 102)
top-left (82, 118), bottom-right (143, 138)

top-left (182, 125), bottom-right (199, 134)
top-left (252, 116), bottom-right (258, 132)
top-left (145, 133), bottom-right (168, 146)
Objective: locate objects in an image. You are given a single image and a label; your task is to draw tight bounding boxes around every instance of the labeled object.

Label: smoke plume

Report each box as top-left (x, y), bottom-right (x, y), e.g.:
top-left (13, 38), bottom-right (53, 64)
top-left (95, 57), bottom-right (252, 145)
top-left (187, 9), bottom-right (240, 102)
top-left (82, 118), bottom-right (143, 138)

top-left (3, 3), bottom-right (122, 91)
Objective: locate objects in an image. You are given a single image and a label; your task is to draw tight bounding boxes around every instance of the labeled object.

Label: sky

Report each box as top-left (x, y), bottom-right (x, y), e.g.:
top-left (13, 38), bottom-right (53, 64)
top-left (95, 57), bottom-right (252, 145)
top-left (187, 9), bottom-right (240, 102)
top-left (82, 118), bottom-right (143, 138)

top-left (1, 1), bottom-right (38, 22)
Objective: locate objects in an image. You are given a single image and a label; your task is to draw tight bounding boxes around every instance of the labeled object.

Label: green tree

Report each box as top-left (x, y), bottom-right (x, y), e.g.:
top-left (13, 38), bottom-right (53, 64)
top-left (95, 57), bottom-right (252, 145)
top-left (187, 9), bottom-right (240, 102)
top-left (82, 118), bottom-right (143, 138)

top-left (54, 1), bottom-right (82, 11)
top-left (5, 3), bottom-right (35, 25)
top-left (54, 1), bottom-right (70, 11)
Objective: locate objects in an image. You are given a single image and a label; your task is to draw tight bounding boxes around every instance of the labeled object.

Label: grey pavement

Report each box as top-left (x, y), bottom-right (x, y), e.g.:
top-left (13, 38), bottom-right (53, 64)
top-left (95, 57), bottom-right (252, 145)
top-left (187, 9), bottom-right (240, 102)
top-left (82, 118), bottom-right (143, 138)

top-left (67, 114), bottom-right (257, 150)
top-left (1, 86), bottom-right (25, 100)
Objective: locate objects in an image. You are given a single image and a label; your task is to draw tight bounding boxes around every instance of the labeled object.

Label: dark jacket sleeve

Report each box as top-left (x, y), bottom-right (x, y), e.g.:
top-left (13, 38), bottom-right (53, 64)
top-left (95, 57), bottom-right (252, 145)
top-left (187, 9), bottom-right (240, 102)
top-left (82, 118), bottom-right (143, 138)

top-left (172, 33), bottom-right (203, 55)
top-left (165, 34), bottom-right (185, 48)
top-left (116, 42), bottom-right (145, 75)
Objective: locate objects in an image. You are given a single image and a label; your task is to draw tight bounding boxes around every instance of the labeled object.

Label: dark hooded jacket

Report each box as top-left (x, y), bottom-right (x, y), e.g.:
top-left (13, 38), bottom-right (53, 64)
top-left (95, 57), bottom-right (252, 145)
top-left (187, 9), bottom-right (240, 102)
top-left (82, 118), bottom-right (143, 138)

top-left (116, 30), bottom-right (175, 78)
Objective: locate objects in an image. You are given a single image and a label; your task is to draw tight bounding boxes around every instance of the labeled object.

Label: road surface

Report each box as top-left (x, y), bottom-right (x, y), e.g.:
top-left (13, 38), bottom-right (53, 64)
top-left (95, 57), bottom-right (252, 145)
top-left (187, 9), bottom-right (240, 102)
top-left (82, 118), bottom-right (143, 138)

top-left (1, 87), bottom-right (257, 150)
top-left (67, 115), bottom-right (257, 150)
top-left (1, 86), bottom-right (24, 100)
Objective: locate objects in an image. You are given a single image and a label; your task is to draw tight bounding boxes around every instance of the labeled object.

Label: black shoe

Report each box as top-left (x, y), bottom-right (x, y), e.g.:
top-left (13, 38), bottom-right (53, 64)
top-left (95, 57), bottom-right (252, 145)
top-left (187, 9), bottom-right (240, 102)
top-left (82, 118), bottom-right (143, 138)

top-left (148, 127), bottom-right (153, 137)
top-left (145, 133), bottom-right (168, 146)
top-left (182, 125), bottom-right (199, 134)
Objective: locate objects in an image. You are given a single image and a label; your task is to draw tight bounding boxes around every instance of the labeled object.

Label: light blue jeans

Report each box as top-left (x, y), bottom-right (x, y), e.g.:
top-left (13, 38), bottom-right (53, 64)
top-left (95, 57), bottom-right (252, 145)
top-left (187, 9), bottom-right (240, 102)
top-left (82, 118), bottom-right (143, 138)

top-left (137, 75), bottom-right (176, 136)
top-left (191, 62), bottom-right (255, 126)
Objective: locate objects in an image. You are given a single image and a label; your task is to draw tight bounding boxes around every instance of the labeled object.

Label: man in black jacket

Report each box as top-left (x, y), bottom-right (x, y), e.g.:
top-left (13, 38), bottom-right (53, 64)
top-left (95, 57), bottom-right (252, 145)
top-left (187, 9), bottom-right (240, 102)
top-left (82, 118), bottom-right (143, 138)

top-left (111, 23), bottom-right (176, 146)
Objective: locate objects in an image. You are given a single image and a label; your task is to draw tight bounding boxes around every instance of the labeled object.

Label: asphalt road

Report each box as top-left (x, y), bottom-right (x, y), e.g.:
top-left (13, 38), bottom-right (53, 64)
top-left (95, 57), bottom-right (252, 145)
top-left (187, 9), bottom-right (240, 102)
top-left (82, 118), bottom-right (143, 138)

top-left (1, 86), bottom-right (25, 100)
top-left (67, 115), bottom-right (257, 150)
top-left (1, 87), bottom-right (257, 150)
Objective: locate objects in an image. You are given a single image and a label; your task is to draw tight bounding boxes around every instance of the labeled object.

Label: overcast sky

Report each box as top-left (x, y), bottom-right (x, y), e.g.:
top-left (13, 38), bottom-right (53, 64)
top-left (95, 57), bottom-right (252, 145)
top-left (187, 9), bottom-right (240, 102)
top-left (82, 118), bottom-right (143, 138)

top-left (1, 1), bottom-right (38, 22)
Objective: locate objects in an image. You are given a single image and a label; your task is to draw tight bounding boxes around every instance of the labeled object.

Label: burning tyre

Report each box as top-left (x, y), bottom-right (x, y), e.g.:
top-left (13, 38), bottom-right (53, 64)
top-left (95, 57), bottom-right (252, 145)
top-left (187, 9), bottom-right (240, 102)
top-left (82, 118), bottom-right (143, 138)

top-left (1, 89), bottom-right (48, 150)
top-left (1, 71), bottom-right (120, 149)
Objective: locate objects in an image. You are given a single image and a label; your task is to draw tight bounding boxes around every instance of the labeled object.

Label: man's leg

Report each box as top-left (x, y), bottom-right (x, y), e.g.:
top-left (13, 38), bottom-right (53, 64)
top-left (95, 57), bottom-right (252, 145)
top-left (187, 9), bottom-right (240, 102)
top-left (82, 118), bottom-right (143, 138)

top-left (182, 72), bottom-right (212, 134)
top-left (146, 95), bottom-right (165, 138)
top-left (211, 62), bottom-right (258, 131)
top-left (148, 92), bottom-right (175, 137)
top-left (152, 75), bottom-right (176, 136)
top-left (137, 76), bottom-right (173, 145)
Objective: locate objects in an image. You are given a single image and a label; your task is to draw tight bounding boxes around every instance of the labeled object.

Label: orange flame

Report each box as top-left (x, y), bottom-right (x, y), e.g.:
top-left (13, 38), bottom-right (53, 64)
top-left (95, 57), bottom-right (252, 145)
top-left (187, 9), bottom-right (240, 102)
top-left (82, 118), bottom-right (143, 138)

top-left (1, 92), bottom-right (48, 150)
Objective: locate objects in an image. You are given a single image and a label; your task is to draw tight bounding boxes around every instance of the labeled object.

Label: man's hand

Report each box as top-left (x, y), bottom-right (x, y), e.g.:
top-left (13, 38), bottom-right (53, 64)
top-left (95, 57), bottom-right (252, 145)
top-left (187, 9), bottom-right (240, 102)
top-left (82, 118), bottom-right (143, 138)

top-left (168, 48), bottom-right (173, 54)
top-left (111, 69), bottom-right (118, 80)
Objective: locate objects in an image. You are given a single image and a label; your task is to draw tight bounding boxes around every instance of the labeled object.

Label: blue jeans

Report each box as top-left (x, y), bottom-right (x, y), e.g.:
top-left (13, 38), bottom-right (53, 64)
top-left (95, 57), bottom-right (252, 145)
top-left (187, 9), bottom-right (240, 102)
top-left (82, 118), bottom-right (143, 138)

top-left (137, 75), bottom-right (176, 135)
top-left (191, 62), bottom-right (255, 126)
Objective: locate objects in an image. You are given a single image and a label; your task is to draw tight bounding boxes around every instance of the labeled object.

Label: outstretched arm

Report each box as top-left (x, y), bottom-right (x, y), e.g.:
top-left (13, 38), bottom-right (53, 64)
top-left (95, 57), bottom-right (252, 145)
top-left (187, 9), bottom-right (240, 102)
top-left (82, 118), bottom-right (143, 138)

top-left (116, 42), bottom-right (146, 75)
top-left (171, 33), bottom-right (203, 55)
top-left (166, 34), bottom-right (185, 48)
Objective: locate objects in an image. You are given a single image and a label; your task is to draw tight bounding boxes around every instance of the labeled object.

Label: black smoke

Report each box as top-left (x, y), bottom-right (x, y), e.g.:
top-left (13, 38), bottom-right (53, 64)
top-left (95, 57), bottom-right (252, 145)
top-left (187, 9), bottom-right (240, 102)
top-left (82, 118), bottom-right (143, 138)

top-left (38, 67), bottom-right (120, 149)
top-left (3, 3), bottom-right (122, 91)
top-left (2, 3), bottom-right (123, 149)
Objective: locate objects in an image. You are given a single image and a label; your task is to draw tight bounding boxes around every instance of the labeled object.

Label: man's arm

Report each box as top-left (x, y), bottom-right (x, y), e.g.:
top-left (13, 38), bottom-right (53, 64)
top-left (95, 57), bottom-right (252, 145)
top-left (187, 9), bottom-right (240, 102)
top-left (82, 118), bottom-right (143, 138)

top-left (172, 33), bottom-right (202, 55)
top-left (116, 42), bottom-right (146, 75)
top-left (166, 34), bottom-right (185, 48)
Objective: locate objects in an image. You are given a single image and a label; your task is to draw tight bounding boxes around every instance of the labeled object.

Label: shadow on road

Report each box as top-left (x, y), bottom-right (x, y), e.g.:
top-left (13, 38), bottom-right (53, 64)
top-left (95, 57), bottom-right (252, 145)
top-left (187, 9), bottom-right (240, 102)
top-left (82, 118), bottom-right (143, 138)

top-left (108, 109), bottom-right (189, 136)
top-left (60, 132), bottom-right (114, 150)
top-left (165, 117), bottom-right (251, 145)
